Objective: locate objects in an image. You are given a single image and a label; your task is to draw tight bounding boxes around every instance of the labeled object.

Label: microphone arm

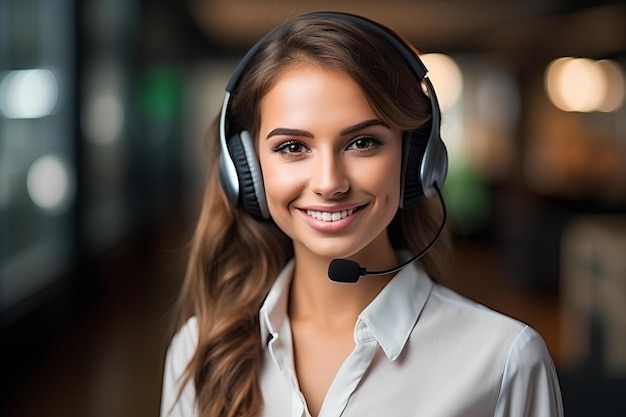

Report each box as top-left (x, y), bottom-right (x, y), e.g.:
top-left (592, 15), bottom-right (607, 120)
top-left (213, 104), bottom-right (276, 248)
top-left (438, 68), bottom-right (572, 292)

top-left (328, 183), bottom-right (447, 282)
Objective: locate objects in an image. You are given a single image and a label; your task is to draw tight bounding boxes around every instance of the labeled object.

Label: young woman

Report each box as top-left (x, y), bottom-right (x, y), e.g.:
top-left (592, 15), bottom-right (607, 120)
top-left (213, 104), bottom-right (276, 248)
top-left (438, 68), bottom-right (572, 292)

top-left (160, 12), bottom-right (563, 417)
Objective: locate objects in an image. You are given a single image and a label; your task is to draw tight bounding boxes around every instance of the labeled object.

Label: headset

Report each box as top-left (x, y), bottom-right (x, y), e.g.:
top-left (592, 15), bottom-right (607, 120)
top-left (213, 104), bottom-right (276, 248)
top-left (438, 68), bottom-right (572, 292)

top-left (218, 11), bottom-right (448, 221)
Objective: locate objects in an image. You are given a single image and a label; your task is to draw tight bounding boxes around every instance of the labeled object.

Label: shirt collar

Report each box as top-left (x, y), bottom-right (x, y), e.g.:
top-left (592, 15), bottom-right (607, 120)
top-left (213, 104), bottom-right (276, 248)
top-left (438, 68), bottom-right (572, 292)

top-left (357, 262), bottom-right (433, 361)
top-left (259, 259), bottom-right (294, 346)
top-left (259, 257), bottom-right (434, 360)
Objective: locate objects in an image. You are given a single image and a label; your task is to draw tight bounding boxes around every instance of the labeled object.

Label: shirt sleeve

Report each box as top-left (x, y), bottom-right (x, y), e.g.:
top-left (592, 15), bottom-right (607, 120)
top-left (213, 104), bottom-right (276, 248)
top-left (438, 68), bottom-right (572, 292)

top-left (493, 325), bottom-right (564, 417)
top-left (160, 317), bottom-right (199, 417)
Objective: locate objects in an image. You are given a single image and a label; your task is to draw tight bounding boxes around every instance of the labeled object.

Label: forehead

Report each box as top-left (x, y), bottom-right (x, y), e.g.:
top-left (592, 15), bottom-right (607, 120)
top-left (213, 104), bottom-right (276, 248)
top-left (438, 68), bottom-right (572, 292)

top-left (259, 63), bottom-right (379, 128)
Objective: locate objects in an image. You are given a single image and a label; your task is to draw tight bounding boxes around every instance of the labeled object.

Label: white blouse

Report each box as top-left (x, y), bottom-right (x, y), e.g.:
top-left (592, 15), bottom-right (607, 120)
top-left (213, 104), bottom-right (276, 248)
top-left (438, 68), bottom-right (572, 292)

top-left (161, 260), bottom-right (564, 417)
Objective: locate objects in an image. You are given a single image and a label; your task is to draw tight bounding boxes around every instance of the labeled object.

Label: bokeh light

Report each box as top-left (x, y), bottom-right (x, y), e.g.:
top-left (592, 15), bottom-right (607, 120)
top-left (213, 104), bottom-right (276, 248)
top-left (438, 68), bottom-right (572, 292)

top-left (0, 69), bottom-right (59, 119)
top-left (596, 59), bottom-right (625, 112)
top-left (26, 155), bottom-right (75, 213)
top-left (82, 93), bottom-right (125, 144)
top-left (545, 57), bottom-right (625, 112)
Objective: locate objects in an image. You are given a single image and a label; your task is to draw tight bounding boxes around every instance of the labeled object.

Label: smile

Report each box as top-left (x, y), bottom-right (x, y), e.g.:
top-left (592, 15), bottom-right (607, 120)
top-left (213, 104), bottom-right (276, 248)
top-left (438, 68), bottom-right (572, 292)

top-left (305, 207), bottom-right (361, 222)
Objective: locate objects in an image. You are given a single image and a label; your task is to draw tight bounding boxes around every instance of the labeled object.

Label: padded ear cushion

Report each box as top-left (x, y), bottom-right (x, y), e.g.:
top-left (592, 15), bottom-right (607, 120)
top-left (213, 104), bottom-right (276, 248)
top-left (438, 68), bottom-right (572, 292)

top-left (228, 130), bottom-right (270, 220)
top-left (400, 127), bottom-right (429, 209)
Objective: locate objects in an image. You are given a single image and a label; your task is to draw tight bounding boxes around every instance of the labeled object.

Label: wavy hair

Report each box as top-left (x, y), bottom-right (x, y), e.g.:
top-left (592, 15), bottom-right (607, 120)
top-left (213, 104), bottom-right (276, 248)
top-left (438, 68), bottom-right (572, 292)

top-left (172, 13), bottom-right (453, 417)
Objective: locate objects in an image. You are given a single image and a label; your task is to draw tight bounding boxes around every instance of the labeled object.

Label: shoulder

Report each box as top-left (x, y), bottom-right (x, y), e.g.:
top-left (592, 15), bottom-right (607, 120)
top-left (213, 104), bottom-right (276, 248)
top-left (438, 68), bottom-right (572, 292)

top-left (164, 316), bottom-right (199, 383)
top-left (164, 315), bottom-right (199, 377)
top-left (427, 283), bottom-right (528, 338)
top-left (419, 283), bottom-right (554, 373)
top-left (168, 316), bottom-right (199, 361)
top-left (495, 324), bottom-right (564, 416)
top-left (424, 285), bottom-right (563, 416)
top-left (161, 317), bottom-right (199, 417)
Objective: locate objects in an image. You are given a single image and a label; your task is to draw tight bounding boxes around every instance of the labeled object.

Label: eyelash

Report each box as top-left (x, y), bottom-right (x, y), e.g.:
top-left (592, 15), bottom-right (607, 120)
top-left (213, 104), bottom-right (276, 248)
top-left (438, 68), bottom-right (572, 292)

top-left (271, 140), bottom-right (309, 156)
top-left (347, 136), bottom-right (382, 152)
top-left (271, 136), bottom-right (382, 157)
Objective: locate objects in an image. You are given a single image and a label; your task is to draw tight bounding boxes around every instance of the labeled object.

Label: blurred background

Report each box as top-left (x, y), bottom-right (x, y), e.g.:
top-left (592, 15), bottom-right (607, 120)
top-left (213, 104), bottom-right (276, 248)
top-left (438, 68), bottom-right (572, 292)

top-left (1, 0), bottom-right (625, 416)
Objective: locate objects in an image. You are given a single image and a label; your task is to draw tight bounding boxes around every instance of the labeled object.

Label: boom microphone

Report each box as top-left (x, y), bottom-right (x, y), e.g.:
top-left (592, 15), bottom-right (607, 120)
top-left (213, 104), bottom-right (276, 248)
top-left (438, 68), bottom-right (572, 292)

top-left (328, 184), bottom-right (446, 283)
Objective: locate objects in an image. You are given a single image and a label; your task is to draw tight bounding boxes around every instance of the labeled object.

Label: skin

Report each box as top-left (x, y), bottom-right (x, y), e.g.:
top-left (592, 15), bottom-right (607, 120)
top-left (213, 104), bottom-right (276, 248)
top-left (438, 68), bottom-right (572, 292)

top-left (257, 63), bottom-right (404, 416)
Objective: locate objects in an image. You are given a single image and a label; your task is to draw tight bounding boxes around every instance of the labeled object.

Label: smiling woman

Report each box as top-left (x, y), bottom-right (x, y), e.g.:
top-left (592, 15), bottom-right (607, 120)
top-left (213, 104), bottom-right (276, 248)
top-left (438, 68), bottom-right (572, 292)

top-left (160, 12), bottom-right (563, 417)
top-left (258, 64), bottom-right (403, 267)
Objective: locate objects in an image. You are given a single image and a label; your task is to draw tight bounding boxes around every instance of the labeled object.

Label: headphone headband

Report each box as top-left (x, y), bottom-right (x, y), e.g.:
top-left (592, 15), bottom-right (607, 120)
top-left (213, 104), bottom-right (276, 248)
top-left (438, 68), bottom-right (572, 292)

top-left (225, 12), bottom-right (428, 93)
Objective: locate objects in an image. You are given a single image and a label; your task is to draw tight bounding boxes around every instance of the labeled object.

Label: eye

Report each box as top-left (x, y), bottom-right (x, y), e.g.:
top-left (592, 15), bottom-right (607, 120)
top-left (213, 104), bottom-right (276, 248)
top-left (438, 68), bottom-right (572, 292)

top-left (346, 136), bottom-right (381, 152)
top-left (272, 140), bottom-right (309, 155)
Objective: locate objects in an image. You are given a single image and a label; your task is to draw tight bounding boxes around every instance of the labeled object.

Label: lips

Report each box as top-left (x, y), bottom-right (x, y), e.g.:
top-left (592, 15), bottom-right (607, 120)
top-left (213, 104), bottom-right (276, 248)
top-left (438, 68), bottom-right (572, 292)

top-left (305, 206), bottom-right (362, 222)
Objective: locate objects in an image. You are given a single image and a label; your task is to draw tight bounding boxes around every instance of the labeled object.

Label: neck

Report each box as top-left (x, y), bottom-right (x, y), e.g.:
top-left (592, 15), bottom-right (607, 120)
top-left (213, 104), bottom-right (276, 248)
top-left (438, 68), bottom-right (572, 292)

top-left (288, 250), bottom-right (397, 327)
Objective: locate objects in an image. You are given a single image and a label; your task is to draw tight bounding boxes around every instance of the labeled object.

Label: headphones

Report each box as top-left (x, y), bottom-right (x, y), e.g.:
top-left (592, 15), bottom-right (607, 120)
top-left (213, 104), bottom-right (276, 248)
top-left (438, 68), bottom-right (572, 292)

top-left (218, 12), bottom-right (448, 221)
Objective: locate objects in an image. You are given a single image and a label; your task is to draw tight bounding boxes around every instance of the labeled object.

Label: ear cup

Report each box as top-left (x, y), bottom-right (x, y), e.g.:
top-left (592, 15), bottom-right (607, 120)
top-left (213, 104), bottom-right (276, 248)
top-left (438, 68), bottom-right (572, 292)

top-left (227, 130), bottom-right (270, 220)
top-left (400, 77), bottom-right (448, 208)
top-left (418, 78), bottom-right (448, 200)
top-left (400, 129), bottom-right (428, 209)
top-left (419, 129), bottom-right (448, 200)
top-left (400, 119), bottom-right (448, 207)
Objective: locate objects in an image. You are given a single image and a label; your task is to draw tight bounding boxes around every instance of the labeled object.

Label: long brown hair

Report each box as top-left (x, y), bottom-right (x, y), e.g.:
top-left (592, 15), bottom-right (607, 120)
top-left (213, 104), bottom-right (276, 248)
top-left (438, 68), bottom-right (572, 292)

top-left (173, 13), bottom-right (453, 417)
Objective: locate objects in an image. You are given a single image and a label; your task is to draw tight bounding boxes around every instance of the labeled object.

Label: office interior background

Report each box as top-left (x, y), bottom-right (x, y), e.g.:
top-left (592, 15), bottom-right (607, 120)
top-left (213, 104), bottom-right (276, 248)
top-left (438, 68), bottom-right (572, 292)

top-left (1, 0), bottom-right (625, 415)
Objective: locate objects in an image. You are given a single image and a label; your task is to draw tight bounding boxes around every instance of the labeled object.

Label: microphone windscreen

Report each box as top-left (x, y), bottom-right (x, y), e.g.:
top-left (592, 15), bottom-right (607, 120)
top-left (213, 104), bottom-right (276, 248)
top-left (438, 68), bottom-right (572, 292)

top-left (328, 259), bottom-right (363, 283)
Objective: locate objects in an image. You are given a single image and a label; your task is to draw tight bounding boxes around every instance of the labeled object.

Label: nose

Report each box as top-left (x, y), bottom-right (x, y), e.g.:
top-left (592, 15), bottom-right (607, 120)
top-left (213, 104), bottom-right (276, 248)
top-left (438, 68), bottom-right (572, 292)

top-left (310, 149), bottom-right (350, 198)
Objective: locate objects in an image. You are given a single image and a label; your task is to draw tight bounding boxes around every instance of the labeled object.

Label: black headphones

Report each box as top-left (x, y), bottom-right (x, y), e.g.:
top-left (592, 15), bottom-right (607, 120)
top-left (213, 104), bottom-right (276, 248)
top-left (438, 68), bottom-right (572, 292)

top-left (218, 12), bottom-right (448, 221)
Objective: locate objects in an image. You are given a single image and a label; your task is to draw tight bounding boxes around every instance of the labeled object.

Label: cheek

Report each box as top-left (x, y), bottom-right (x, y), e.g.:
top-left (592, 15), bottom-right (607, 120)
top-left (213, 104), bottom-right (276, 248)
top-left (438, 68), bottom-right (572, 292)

top-left (261, 164), bottom-right (283, 203)
top-left (364, 153), bottom-right (403, 203)
top-left (259, 156), bottom-right (299, 214)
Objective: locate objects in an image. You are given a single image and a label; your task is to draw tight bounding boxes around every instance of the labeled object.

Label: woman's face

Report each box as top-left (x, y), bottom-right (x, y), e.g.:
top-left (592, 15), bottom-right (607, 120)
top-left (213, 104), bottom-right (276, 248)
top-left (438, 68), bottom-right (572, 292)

top-left (257, 63), bottom-right (403, 265)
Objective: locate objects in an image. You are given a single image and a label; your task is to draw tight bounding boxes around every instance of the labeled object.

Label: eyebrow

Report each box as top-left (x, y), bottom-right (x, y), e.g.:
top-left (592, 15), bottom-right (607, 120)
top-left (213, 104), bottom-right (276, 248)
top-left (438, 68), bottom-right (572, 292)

top-left (265, 119), bottom-right (389, 140)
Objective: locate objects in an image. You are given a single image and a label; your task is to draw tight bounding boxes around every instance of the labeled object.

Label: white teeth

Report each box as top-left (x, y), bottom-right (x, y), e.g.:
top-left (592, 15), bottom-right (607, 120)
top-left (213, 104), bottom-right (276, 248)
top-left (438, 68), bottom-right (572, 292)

top-left (306, 208), bottom-right (356, 222)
